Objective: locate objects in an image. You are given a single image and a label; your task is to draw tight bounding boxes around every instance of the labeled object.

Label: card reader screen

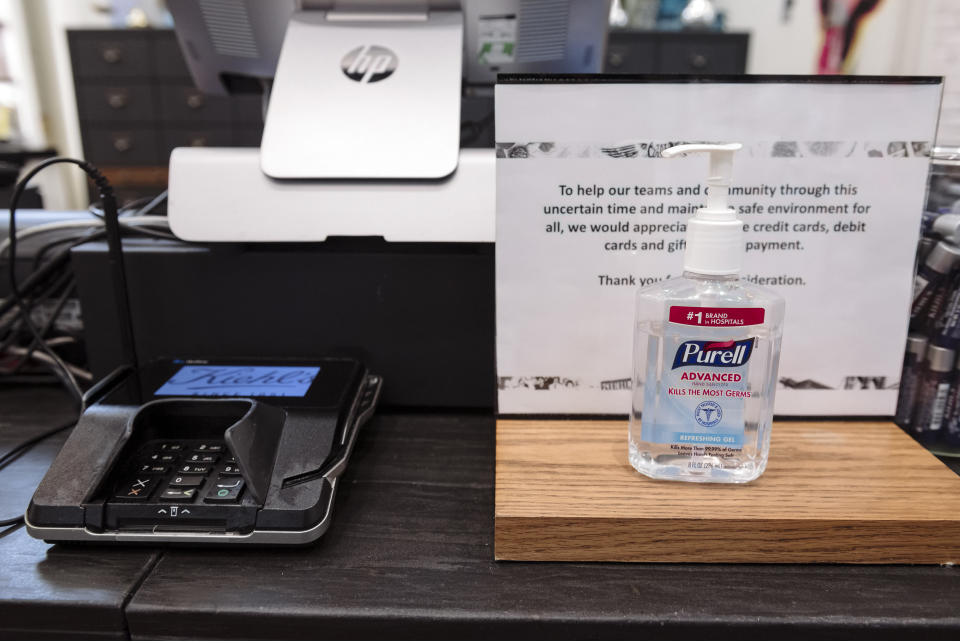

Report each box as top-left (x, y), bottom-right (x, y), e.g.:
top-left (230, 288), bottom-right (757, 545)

top-left (155, 365), bottom-right (321, 397)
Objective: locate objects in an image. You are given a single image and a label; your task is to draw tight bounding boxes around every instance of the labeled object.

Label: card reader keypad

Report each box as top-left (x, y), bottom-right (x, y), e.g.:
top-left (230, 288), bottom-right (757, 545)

top-left (114, 439), bottom-right (245, 506)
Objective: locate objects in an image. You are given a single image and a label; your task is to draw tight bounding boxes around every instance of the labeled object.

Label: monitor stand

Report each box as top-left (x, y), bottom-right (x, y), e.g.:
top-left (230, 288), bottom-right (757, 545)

top-left (260, 8), bottom-right (463, 180)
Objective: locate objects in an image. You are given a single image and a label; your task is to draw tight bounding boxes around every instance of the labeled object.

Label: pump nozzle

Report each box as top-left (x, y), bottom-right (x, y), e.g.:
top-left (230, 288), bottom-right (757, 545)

top-left (662, 143), bottom-right (742, 212)
top-left (661, 142), bottom-right (744, 275)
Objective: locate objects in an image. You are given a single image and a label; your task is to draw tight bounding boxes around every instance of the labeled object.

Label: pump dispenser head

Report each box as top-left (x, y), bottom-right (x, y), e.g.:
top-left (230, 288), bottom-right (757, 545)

top-left (661, 143), bottom-right (743, 275)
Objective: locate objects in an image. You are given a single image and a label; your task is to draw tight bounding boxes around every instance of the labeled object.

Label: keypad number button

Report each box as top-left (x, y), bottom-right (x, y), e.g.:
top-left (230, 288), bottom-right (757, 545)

top-left (147, 453), bottom-right (178, 463)
top-left (188, 453), bottom-right (219, 464)
top-left (139, 464), bottom-right (168, 474)
top-left (179, 464), bottom-right (211, 475)
top-left (168, 475), bottom-right (205, 488)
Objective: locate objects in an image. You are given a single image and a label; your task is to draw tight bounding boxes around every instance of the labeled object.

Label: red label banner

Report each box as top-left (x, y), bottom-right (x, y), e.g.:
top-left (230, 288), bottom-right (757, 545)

top-left (669, 306), bottom-right (765, 327)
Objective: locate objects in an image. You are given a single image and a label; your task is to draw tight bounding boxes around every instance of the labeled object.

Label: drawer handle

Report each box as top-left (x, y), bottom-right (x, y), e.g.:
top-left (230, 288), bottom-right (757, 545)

top-left (113, 136), bottom-right (132, 152)
top-left (189, 136), bottom-right (208, 147)
top-left (689, 53), bottom-right (708, 69)
top-left (107, 91), bottom-right (128, 109)
top-left (102, 46), bottom-right (123, 64)
top-left (186, 94), bottom-right (205, 109)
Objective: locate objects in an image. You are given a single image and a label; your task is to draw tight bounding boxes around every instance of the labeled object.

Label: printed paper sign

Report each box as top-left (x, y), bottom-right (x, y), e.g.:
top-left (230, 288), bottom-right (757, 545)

top-left (495, 78), bottom-right (943, 415)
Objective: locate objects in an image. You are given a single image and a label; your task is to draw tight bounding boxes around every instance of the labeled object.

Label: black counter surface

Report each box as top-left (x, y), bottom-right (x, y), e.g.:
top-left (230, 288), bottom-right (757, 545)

top-left (3, 386), bottom-right (960, 640)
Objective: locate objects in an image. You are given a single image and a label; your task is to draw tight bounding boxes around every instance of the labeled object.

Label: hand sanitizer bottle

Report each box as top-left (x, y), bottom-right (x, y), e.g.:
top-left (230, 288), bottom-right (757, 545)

top-left (629, 143), bottom-right (785, 483)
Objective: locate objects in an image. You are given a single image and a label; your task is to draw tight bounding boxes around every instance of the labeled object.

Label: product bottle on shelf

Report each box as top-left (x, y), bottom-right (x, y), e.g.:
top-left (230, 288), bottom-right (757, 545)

top-left (912, 241), bottom-right (960, 324)
top-left (911, 345), bottom-right (956, 445)
top-left (931, 271), bottom-right (960, 346)
top-left (921, 270), bottom-right (960, 335)
top-left (942, 357), bottom-right (960, 447)
top-left (894, 334), bottom-right (929, 429)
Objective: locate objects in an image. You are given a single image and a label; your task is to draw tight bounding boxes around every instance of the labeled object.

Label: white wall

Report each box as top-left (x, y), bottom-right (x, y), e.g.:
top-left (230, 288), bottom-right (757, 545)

top-left (0, 0), bottom-right (45, 148)
top-left (22, 0), bottom-right (110, 209)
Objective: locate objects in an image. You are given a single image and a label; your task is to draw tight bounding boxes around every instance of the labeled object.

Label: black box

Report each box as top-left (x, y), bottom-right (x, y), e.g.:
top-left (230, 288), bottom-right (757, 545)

top-left (71, 239), bottom-right (494, 409)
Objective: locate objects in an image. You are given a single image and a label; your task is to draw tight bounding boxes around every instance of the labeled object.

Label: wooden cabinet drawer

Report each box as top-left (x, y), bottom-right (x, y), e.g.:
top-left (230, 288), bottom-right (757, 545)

top-left (153, 32), bottom-right (192, 79)
top-left (605, 32), bottom-right (657, 74)
top-left (69, 31), bottom-right (151, 79)
top-left (658, 37), bottom-right (747, 74)
top-left (84, 127), bottom-right (162, 166)
top-left (161, 128), bottom-right (234, 159)
top-left (159, 84), bottom-right (233, 123)
top-left (78, 84), bottom-right (156, 122)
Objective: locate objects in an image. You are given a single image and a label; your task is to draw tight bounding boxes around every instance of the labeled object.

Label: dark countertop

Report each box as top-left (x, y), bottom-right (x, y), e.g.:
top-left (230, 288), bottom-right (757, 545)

top-left (0, 387), bottom-right (159, 641)
top-left (127, 414), bottom-right (960, 641)
top-left (3, 386), bottom-right (960, 640)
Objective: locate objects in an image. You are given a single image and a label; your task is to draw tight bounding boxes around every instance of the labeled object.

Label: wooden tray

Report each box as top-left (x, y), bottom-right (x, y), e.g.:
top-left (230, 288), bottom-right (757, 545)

top-left (495, 420), bottom-right (960, 563)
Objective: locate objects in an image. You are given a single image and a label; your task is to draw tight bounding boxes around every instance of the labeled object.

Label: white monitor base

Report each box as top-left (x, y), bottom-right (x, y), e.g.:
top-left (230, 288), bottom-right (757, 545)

top-left (167, 147), bottom-right (494, 243)
top-left (261, 10), bottom-right (463, 180)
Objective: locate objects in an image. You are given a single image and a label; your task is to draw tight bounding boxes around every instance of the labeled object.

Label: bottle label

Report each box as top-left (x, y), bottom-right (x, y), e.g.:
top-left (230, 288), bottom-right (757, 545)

top-left (642, 306), bottom-right (764, 449)
top-left (929, 382), bottom-right (951, 431)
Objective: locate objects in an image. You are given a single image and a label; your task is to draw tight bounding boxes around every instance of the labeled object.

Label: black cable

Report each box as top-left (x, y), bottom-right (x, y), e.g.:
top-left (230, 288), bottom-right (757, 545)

top-left (117, 224), bottom-right (178, 241)
top-left (0, 417), bottom-right (77, 470)
top-left (8, 278), bottom-right (77, 376)
top-left (89, 189), bottom-right (167, 220)
top-left (0, 317), bottom-right (22, 355)
top-left (2, 158), bottom-right (140, 528)
top-left (0, 417), bottom-right (78, 527)
top-left (28, 222), bottom-right (174, 274)
top-left (0, 266), bottom-right (75, 358)
top-left (0, 243), bottom-right (74, 320)
top-left (0, 268), bottom-right (73, 345)
top-left (30, 226), bottom-right (104, 270)
top-left (7, 157), bottom-right (136, 408)
top-left (30, 235), bottom-right (81, 271)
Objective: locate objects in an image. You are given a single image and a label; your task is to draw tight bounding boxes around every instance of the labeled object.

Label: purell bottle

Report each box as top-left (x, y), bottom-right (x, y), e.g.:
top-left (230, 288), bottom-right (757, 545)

top-left (629, 144), bottom-right (785, 483)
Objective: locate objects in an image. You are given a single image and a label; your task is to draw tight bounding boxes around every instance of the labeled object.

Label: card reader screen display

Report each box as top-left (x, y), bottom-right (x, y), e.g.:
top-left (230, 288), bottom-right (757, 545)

top-left (155, 365), bottom-right (321, 398)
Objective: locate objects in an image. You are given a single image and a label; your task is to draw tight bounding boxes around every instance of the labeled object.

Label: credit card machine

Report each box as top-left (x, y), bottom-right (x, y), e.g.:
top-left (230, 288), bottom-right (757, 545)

top-left (26, 357), bottom-right (381, 545)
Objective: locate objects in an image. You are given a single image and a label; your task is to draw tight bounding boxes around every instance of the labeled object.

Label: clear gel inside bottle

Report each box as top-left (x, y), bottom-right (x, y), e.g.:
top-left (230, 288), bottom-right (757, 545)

top-left (629, 272), bottom-right (785, 483)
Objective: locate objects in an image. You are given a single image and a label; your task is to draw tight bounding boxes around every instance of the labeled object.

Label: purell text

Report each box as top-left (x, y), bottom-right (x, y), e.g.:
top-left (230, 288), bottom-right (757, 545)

top-left (671, 339), bottom-right (755, 369)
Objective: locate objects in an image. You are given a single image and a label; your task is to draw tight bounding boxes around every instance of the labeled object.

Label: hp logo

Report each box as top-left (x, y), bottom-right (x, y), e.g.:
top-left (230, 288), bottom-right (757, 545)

top-left (341, 45), bottom-right (398, 83)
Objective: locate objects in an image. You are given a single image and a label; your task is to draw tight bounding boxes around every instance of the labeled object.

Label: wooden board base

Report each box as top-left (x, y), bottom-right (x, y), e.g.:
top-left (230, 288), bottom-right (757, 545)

top-left (495, 420), bottom-right (960, 563)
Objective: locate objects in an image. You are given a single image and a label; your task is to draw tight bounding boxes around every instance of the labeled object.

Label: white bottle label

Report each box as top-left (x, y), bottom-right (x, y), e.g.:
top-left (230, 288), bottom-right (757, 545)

top-left (642, 306), bottom-right (764, 449)
top-left (930, 382), bottom-right (951, 431)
